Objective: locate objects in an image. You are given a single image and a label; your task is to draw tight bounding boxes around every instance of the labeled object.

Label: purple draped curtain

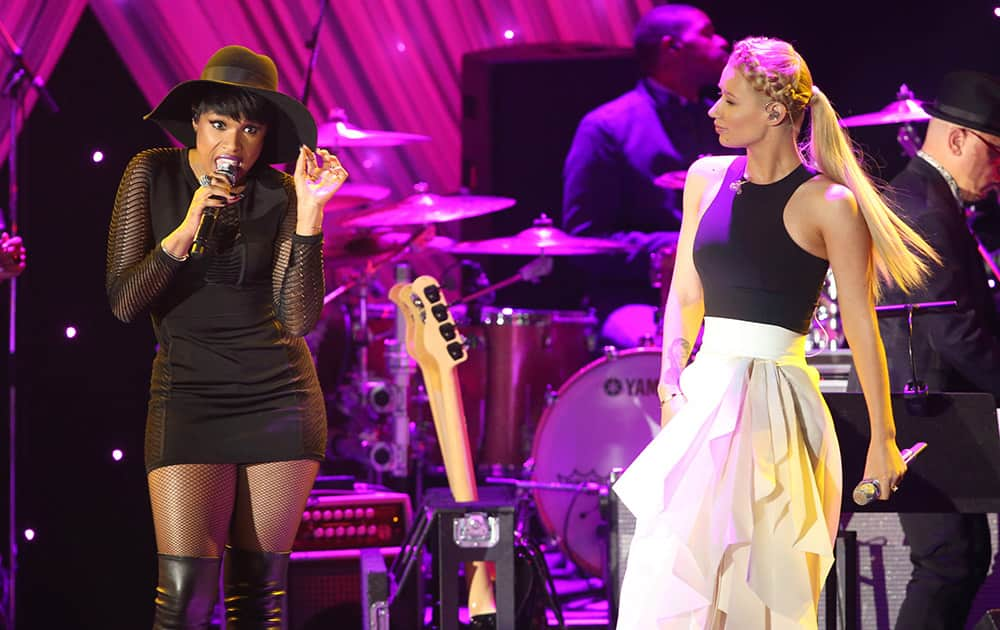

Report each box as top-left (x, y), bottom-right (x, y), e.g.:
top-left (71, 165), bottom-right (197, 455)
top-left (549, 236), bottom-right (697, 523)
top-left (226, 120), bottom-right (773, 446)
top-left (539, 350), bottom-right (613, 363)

top-left (88, 0), bottom-right (652, 198)
top-left (0, 0), bottom-right (88, 169)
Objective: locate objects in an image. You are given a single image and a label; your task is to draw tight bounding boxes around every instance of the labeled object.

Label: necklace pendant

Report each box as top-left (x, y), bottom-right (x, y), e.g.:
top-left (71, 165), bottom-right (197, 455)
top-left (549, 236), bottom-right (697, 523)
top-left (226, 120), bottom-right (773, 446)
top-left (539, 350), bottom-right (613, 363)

top-left (729, 178), bottom-right (746, 195)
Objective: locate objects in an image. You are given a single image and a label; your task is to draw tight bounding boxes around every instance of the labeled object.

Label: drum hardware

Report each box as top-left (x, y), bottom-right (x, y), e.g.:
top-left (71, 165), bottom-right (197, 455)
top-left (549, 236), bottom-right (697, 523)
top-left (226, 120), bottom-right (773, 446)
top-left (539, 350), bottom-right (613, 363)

top-left (452, 255), bottom-right (553, 306)
top-left (318, 108), bottom-right (432, 148)
top-left (368, 440), bottom-right (395, 473)
top-left (384, 262), bottom-right (415, 477)
top-left (486, 476), bottom-right (606, 495)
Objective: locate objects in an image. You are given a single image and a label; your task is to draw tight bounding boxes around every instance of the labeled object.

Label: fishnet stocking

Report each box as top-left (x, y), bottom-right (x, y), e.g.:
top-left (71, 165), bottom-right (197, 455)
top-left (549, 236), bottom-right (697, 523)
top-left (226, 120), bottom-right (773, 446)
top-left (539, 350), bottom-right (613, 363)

top-left (230, 459), bottom-right (319, 552)
top-left (149, 464), bottom-right (236, 557)
top-left (148, 460), bottom-right (318, 557)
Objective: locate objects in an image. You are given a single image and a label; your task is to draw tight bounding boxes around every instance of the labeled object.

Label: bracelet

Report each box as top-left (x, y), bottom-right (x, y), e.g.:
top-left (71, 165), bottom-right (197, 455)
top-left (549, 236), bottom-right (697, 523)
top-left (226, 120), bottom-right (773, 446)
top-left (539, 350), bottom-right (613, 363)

top-left (657, 382), bottom-right (682, 406)
top-left (161, 242), bottom-right (189, 262)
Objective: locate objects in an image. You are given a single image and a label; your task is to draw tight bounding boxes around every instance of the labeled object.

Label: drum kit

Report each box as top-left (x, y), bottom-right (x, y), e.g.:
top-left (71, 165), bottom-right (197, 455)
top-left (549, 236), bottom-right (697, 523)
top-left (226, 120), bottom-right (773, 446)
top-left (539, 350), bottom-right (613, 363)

top-left (311, 88), bottom-right (942, 576)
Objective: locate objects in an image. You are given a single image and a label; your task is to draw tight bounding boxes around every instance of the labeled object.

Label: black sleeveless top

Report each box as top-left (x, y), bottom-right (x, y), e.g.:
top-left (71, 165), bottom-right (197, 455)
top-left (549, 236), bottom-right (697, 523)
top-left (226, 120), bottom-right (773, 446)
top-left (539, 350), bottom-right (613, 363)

top-left (693, 156), bottom-right (829, 334)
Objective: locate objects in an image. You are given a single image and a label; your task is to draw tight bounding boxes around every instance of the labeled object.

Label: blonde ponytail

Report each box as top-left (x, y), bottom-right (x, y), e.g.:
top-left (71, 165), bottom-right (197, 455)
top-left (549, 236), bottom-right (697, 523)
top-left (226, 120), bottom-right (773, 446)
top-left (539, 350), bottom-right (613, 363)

top-left (805, 87), bottom-right (939, 298)
top-left (732, 37), bottom-right (938, 300)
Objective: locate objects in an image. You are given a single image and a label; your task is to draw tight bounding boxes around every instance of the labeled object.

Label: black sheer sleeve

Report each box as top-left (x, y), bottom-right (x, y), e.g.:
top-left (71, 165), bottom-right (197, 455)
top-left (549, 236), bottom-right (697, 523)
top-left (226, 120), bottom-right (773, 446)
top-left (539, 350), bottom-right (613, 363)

top-left (106, 149), bottom-right (184, 323)
top-left (271, 175), bottom-right (324, 336)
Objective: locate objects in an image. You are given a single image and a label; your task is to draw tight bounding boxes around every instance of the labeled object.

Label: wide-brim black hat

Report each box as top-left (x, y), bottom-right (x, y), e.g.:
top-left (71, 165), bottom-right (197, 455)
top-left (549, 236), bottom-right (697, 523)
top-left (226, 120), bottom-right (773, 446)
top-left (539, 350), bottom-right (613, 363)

top-left (144, 45), bottom-right (317, 164)
top-left (924, 70), bottom-right (1000, 137)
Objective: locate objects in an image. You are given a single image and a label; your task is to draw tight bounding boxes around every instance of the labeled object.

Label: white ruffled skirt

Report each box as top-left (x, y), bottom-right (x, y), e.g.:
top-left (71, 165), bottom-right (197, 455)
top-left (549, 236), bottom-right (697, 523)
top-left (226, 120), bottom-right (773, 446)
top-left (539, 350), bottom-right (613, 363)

top-left (613, 317), bottom-right (842, 629)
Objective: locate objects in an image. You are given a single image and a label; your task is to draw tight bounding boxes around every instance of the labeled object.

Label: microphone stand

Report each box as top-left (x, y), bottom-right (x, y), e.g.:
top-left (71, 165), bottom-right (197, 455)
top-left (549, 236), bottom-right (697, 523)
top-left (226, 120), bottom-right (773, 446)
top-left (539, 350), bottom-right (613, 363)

top-left (874, 300), bottom-right (957, 395)
top-left (0, 18), bottom-right (59, 629)
top-left (300, 0), bottom-right (329, 106)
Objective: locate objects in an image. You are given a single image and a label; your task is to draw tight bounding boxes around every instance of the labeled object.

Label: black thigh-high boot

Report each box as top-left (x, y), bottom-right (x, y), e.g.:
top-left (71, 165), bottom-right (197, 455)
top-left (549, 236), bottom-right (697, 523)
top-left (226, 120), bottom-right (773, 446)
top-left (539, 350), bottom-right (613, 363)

top-left (223, 546), bottom-right (290, 629)
top-left (152, 554), bottom-right (221, 629)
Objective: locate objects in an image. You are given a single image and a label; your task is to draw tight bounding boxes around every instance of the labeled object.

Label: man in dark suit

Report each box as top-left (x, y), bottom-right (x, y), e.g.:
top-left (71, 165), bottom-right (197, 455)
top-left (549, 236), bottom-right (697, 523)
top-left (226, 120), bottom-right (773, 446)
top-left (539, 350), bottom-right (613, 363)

top-left (854, 70), bottom-right (1000, 630)
top-left (561, 4), bottom-right (728, 346)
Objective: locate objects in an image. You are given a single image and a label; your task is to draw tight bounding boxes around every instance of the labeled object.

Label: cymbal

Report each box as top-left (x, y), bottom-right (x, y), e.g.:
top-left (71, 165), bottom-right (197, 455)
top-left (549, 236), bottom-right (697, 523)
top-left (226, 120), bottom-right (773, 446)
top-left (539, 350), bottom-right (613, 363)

top-left (317, 109), bottom-right (431, 148)
top-left (447, 215), bottom-right (626, 256)
top-left (840, 97), bottom-right (930, 128)
top-left (343, 192), bottom-right (515, 227)
top-left (654, 170), bottom-right (687, 190)
top-left (323, 182), bottom-right (392, 213)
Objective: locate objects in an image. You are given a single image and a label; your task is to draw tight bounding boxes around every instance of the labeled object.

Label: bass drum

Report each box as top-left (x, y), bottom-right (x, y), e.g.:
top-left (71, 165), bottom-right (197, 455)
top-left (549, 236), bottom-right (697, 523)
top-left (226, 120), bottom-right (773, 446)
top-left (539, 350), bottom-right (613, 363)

top-left (530, 348), bottom-right (662, 576)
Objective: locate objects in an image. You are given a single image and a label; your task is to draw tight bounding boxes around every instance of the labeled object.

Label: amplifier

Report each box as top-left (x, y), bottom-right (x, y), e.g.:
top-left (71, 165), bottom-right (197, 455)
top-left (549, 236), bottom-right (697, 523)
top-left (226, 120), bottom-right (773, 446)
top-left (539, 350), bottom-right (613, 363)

top-left (293, 489), bottom-right (412, 552)
top-left (288, 546), bottom-right (420, 630)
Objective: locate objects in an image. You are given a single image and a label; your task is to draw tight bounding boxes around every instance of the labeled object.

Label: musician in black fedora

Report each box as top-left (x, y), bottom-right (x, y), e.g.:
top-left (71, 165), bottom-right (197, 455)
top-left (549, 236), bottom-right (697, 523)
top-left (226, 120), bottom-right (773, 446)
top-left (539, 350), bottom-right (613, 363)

top-left (849, 70), bottom-right (1000, 630)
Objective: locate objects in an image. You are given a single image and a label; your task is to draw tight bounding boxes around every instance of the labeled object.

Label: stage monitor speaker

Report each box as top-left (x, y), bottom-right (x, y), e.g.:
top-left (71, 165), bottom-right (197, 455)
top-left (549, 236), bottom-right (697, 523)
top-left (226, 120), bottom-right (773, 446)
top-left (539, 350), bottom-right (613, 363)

top-left (287, 547), bottom-right (419, 630)
top-left (460, 42), bottom-right (637, 308)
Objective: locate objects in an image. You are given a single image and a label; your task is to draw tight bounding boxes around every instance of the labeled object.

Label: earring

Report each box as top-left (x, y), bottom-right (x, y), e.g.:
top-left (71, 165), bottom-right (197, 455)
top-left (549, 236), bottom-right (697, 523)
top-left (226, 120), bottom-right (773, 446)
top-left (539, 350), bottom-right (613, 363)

top-left (768, 111), bottom-right (780, 121)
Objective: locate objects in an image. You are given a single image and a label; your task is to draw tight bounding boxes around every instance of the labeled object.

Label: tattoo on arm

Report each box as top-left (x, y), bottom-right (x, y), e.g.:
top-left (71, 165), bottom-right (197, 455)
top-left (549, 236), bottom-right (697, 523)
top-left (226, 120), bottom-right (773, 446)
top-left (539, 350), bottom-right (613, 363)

top-left (663, 337), bottom-right (692, 386)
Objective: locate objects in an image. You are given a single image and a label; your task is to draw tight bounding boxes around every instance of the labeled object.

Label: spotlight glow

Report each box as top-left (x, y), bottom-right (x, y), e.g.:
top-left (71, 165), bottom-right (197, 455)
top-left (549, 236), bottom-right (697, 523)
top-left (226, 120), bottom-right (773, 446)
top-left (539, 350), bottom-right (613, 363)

top-left (65, 326), bottom-right (77, 339)
top-left (503, 30), bottom-right (515, 40)
top-left (112, 449), bottom-right (124, 461)
top-left (24, 529), bottom-right (35, 541)
top-left (396, 42), bottom-right (406, 52)
top-left (995, 6), bottom-right (1000, 17)
top-left (92, 150), bottom-right (104, 163)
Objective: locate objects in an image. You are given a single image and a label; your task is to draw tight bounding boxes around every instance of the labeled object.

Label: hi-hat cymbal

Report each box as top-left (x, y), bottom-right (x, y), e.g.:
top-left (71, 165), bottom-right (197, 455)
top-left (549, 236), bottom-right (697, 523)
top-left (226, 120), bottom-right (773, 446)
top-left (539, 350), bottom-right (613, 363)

top-left (654, 170), bottom-right (687, 190)
top-left (447, 215), bottom-right (625, 256)
top-left (343, 192), bottom-right (515, 228)
top-left (840, 97), bottom-right (930, 128)
top-left (318, 109), bottom-right (431, 148)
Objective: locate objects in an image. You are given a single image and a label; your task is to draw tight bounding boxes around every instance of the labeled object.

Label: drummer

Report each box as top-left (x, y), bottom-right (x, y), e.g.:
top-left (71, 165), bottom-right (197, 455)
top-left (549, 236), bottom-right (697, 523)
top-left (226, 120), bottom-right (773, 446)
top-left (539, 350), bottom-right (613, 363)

top-left (561, 4), bottom-right (728, 346)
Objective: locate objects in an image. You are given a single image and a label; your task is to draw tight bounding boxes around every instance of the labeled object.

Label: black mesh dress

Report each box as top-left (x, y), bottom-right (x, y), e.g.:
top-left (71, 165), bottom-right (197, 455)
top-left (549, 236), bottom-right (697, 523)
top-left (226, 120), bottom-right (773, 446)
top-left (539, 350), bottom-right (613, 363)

top-left (106, 148), bottom-right (327, 473)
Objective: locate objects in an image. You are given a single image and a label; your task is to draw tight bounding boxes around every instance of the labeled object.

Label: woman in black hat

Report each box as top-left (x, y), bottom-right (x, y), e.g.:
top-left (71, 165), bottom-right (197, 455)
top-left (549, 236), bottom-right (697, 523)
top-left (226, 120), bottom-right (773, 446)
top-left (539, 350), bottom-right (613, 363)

top-left (106, 45), bottom-right (348, 628)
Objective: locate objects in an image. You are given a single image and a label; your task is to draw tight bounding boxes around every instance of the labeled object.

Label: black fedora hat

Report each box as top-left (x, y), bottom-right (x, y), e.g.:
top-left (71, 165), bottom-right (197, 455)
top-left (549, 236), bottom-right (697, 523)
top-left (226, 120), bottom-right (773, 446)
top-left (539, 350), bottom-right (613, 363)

top-left (924, 70), bottom-right (1000, 137)
top-left (145, 45), bottom-right (317, 164)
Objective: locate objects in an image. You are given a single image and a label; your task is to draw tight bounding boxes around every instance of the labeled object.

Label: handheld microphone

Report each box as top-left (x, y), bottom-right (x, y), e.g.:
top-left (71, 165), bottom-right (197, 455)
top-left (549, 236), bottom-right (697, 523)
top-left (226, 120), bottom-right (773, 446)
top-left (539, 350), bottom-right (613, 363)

top-left (190, 156), bottom-right (242, 258)
top-left (852, 441), bottom-right (927, 506)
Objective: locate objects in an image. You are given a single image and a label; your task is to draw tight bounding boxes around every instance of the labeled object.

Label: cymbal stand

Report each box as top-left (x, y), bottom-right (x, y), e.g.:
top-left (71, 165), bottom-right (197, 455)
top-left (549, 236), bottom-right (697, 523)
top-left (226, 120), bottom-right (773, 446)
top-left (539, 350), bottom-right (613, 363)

top-left (895, 85), bottom-right (922, 158)
top-left (355, 265), bottom-right (372, 386)
top-left (384, 262), bottom-right (413, 477)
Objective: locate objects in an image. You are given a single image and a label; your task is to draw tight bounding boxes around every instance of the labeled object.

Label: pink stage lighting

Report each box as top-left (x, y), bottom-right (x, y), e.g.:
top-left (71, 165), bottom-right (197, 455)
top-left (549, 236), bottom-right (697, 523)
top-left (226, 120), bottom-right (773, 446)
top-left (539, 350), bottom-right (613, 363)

top-left (24, 529), bottom-right (35, 541)
top-left (92, 150), bottom-right (104, 163)
top-left (65, 326), bottom-right (77, 339)
top-left (112, 449), bottom-right (124, 462)
top-left (503, 30), bottom-right (515, 40)
top-left (396, 42), bottom-right (406, 52)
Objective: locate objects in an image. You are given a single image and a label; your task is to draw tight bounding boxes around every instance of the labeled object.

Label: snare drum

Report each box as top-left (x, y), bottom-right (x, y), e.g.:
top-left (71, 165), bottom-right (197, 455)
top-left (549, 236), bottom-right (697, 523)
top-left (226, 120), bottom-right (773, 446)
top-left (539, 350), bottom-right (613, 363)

top-left (530, 348), bottom-right (661, 576)
top-left (477, 307), bottom-right (598, 470)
